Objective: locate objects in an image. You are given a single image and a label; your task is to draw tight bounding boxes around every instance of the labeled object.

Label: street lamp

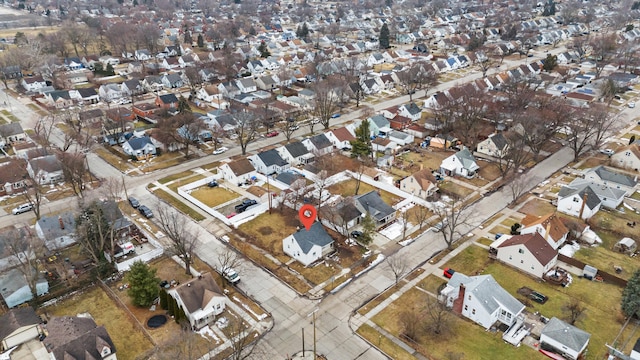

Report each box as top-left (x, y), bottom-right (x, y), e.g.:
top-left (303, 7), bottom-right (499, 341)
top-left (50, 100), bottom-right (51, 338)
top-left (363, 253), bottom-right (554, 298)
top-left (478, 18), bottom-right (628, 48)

top-left (307, 308), bottom-right (319, 359)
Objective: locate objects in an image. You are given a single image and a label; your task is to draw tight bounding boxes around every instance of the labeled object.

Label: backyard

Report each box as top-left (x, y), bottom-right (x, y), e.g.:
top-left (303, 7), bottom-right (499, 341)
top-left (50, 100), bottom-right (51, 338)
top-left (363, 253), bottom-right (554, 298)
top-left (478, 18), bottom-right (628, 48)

top-left (191, 185), bottom-right (240, 208)
top-left (327, 179), bottom-right (402, 206)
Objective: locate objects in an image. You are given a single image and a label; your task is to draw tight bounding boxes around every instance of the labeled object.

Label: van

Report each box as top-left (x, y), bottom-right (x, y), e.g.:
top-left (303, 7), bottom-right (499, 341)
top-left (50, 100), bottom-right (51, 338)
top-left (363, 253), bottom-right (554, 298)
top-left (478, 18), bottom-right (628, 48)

top-left (12, 203), bottom-right (34, 215)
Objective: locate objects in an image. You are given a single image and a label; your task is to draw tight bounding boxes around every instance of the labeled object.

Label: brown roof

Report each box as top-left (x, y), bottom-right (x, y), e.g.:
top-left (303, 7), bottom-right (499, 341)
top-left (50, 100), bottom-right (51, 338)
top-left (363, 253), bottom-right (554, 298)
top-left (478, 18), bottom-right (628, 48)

top-left (0, 307), bottom-right (41, 342)
top-left (410, 168), bottom-right (436, 191)
top-left (521, 213), bottom-right (568, 244)
top-left (227, 158), bottom-right (255, 176)
top-left (44, 316), bottom-right (116, 360)
top-left (498, 232), bottom-right (557, 266)
top-left (0, 158), bottom-right (28, 184)
top-left (331, 127), bottom-right (355, 142)
top-left (172, 273), bottom-right (224, 313)
top-left (372, 137), bottom-right (391, 146)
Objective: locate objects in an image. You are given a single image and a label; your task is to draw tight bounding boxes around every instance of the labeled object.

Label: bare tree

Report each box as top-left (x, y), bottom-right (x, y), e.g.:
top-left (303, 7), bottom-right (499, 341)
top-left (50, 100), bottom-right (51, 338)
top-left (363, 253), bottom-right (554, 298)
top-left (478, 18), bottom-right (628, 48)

top-left (562, 298), bottom-right (586, 325)
top-left (21, 170), bottom-right (45, 220)
top-left (313, 80), bottom-right (339, 130)
top-left (565, 108), bottom-right (597, 161)
top-left (216, 247), bottom-right (242, 280)
top-left (155, 113), bottom-right (205, 159)
top-left (100, 176), bottom-right (125, 202)
top-left (279, 114), bottom-right (300, 143)
top-left (586, 104), bottom-right (618, 151)
top-left (387, 256), bottom-right (409, 286)
top-left (398, 306), bottom-right (424, 341)
top-left (496, 130), bottom-right (529, 178)
top-left (423, 295), bottom-right (451, 335)
top-left (4, 226), bottom-right (45, 306)
top-left (506, 174), bottom-right (537, 204)
top-left (227, 316), bottom-right (261, 360)
top-left (155, 204), bottom-right (199, 275)
top-left (590, 33), bottom-right (618, 77)
top-left (32, 115), bottom-right (57, 152)
top-left (432, 197), bottom-right (471, 250)
top-left (75, 199), bottom-right (121, 265)
top-left (412, 205), bottom-right (431, 230)
top-left (232, 108), bottom-right (259, 155)
top-left (58, 152), bottom-right (88, 198)
top-left (184, 67), bottom-right (204, 97)
top-left (396, 61), bottom-right (438, 101)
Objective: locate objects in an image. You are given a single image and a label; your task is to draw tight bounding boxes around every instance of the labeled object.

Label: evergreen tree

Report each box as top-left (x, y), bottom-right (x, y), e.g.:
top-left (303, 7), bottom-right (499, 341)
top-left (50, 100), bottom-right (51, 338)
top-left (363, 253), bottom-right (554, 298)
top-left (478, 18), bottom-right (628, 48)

top-left (257, 41), bottom-right (270, 57)
top-left (126, 261), bottom-right (160, 307)
top-left (249, 26), bottom-right (256, 36)
top-left (543, 54), bottom-right (558, 71)
top-left (184, 30), bottom-right (192, 46)
top-left (177, 95), bottom-right (192, 113)
top-left (350, 119), bottom-right (372, 158)
top-left (159, 288), bottom-right (168, 310)
top-left (359, 213), bottom-right (377, 245)
top-left (133, 0), bottom-right (138, 6)
top-left (197, 33), bottom-right (204, 48)
top-left (622, 270), bottom-right (640, 317)
top-left (296, 23), bottom-right (309, 40)
top-left (379, 23), bottom-right (390, 49)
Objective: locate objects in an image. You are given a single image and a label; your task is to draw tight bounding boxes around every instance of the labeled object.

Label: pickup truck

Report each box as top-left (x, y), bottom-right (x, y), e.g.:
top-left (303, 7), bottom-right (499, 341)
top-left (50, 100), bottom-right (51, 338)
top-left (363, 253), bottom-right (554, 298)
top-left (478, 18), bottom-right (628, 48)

top-left (234, 199), bottom-right (258, 213)
top-left (220, 267), bottom-right (240, 284)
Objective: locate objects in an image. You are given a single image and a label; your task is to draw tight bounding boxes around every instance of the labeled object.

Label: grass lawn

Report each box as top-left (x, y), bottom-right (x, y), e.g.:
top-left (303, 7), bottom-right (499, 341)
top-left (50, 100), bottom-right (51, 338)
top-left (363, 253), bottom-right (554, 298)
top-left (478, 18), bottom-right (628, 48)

top-left (238, 209), bottom-right (300, 256)
top-left (518, 198), bottom-right (556, 217)
top-left (167, 174), bottom-right (206, 192)
top-left (481, 212), bottom-right (504, 228)
top-left (589, 210), bottom-right (640, 241)
top-left (191, 186), bottom-right (239, 207)
top-left (476, 237), bottom-right (494, 246)
top-left (416, 274), bottom-right (447, 294)
top-left (289, 260), bottom-right (338, 286)
top-left (438, 181), bottom-right (474, 199)
top-left (478, 162), bottom-right (502, 181)
top-left (577, 157), bottom-right (607, 170)
top-left (201, 161), bottom-right (221, 171)
top-left (441, 244), bottom-right (491, 276)
top-left (153, 188), bottom-right (206, 221)
top-left (370, 288), bottom-right (537, 360)
top-left (488, 225), bottom-right (511, 236)
top-left (356, 324), bottom-right (416, 360)
top-left (328, 179), bottom-right (402, 206)
top-left (145, 152), bottom-right (190, 172)
top-left (27, 103), bottom-right (49, 116)
top-left (94, 147), bottom-right (131, 172)
top-left (573, 231), bottom-right (637, 281)
top-left (44, 286), bottom-right (154, 360)
top-left (158, 170), bottom-right (195, 184)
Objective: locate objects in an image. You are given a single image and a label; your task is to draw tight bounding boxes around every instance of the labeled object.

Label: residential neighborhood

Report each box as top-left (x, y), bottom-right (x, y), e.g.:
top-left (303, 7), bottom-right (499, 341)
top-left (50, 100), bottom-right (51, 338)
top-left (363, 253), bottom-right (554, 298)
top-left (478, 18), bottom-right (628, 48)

top-left (0, 0), bottom-right (639, 359)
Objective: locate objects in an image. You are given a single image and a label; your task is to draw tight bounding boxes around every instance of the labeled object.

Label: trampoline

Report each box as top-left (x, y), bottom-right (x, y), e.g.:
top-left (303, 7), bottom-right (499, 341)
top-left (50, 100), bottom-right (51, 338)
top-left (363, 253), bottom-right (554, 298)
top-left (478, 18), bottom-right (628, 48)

top-left (147, 315), bottom-right (167, 328)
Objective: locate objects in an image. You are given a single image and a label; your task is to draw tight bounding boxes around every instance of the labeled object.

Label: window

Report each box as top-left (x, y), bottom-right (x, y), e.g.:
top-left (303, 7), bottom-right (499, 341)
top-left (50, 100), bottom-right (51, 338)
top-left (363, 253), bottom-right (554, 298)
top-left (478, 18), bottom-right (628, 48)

top-left (531, 265), bottom-right (535, 270)
top-left (472, 309), bottom-right (476, 315)
top-left (509, 255), bottom-right (512, 260)
top-left (519, 248), bottom-right (524, 254)
top-left (573, 197), bottom-right (580, 203)
top-left (464, 305), bottom-right (468, 311)
top-left (468, 295), bottom-right (471, 300)
top-left (521, 260), bottom-right (524, 264)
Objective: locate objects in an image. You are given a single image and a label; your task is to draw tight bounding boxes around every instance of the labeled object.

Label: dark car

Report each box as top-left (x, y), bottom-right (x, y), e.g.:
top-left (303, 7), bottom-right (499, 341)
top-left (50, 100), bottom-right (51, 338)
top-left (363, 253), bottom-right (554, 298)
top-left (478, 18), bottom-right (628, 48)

top-left (128, 197), bottom-right (140, 208)
top-left (208, 180), bottom-right (219, 187)
top-left (351, 230), bottom-right (363, 239)
top-left (234, 199), bottom-right (258, 213)
top-left (138, 205), bottom-right (153, 218)
top-left (443, 268), bottom-right (456, 279)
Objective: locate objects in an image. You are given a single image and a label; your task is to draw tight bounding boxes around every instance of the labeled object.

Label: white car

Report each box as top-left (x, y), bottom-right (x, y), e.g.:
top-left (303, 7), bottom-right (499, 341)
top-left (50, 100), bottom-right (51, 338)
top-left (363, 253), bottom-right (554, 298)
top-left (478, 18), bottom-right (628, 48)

top-left (12, 203), bottom-right (34, 215)
top-left (220, 266), bottom-right (240, 284)
top-left (213, 147), bottom-right (228, 155)
top-left (599, 149), bottom-right (614, 156)
top-left (629, 102), bottom-right (636, 108)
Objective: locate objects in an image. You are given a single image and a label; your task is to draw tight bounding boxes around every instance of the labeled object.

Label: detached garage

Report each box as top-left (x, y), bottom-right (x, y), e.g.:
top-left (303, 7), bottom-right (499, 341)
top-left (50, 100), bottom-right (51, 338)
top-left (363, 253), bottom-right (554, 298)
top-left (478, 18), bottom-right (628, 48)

top-left (0, 307), bottom-right (42, 352)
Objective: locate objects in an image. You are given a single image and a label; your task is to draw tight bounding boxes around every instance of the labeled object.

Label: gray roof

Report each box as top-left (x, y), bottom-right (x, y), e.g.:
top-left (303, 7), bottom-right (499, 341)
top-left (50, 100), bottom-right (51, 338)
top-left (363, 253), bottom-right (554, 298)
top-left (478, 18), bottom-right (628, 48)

top-left (308, 133), bottom-right (332, 150)
top-left (29, 155), bottom-right (62, 174)
top-left (77, 87), bottom-right (98, 98)
top-left (0, 268), bottom-right (48, 308)
top-left (36, 212), bottom-right (76, 240)
top-left (45, 316), bottom-right (117, 360)
top-left (454, 274), bottom-right (525, 316)
top-left (164, 73), bottom-right (183, 84)
top-left (542, 317), bottom-right (591, 352)
top-left (284, 141), bottom-right (309, 158)
top-left (569, 179), bottom-right (626, 201)
top-left (402, 102), bottom-right (421, 115)
top-left (0, 307), bottom-right (41, 341)
top-left (0, 122), bottom-right (25, 137)
top-left (489, 133), bottom-right (508, 150)
top-left (558, 184), bottom-right (604, 210)
top-left (171, 273), bottom-right (223, 314)
top-left (276, 172), bottom-right (301, 185)
top-left (589, 166), bottom-right (637, 187)
top-left (158, 93), bottom-right (179, 104)
top-left (369, 115), bottom-right (390, 129)
top-left (455, 148), bottom-right (479, 170)
top-left (126, 136), bottom-right (155, 151)
top-left (257, 149), bottom-right (288, 167)
top-left (355, 191), bottom-right (395, 221)
top-left (291, 222), bottom-right (334, 254)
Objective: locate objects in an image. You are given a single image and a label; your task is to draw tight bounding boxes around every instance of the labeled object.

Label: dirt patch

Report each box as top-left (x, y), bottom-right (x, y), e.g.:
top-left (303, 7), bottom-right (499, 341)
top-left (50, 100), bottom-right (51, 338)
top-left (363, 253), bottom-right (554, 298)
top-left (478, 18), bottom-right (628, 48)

top-left (258, 226), bottom-right (273, 236)
top-left (518, 198), bottom-right (556, 217)
top-left (246, 186), bottom-right (267, 197)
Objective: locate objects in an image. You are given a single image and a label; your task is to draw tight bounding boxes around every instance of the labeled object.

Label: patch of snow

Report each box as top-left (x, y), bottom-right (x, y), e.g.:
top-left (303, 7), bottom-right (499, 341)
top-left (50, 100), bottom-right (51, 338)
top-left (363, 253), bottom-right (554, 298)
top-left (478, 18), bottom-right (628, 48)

top-left (558, 242), bottom-right (580, 257)
top-left (232, 296), bottom-right (267, 320)
top-left (379, 220), bottom-right (410, 239)
top-left (399, 238), bottom-right (414, 246)
top-left (198, 325), bottom-right (220, 342)
top-left (580, 229), bottom-right (602, 244)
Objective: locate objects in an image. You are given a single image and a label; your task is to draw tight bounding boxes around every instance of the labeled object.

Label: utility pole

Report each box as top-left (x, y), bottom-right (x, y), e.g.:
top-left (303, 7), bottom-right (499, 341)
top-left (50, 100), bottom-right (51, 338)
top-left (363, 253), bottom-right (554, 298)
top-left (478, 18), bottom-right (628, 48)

top-left (307, 308), bottom-right (318, 359)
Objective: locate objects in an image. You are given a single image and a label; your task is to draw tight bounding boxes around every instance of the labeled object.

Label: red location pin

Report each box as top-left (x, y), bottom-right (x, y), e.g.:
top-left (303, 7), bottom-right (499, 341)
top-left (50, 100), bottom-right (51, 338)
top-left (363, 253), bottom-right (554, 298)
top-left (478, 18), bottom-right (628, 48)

top-left (298, 204), bottom-right (317, 231)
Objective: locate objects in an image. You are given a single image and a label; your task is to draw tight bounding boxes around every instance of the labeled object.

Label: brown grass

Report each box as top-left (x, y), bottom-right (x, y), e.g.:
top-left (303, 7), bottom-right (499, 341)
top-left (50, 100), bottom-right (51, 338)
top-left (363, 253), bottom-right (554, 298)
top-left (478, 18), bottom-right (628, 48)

top-left (438, 181), bottom-right (474, 199)
top-left (356, 324), bottom-right (416, 360)
top-left (517, 198), bottom-right (556, 217)
top-left (190, 186), bottom-right (239, 207)
top-left (328, 179), bottom-right (402, 206)
top-left (238, 209), bottom-right (300, 256)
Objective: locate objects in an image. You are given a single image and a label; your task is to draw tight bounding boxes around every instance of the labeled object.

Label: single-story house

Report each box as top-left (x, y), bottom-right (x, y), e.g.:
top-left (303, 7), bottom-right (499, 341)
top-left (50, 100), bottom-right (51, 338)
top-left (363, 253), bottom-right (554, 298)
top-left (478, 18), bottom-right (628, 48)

top-left (320, 198), bottom-right (364, 235)
top-left (44, 316), bottom-right (117, 360)
top-left (540, 317), bottom-right (590, 360)
top-left (440, 148), bottom-right (479, 178)
top-left (220, 158), bottom-right (257, 185)
top-left (250, 149), bottom-right (290, 175)
top-left (400, 168), bottom-right (437, 199)
top-left (167, 273), bottom-right (226, 330)
top-left (0, 307), bottom-right (43, 352)
top-left (0, 268), bottom-right (48, 308)
top-left (283, 222), bottom-right (335, 266)
top-left (476, 133), bottom-right (508, 158)
top-left (491, 232), bottom-right (558, 279)
top-left (303, 133), bottom-right (334, 156)
top-left (35, 212), bottom-right (76, 250)
top-left (27, 155), bottom-right (64, 185)
top-left (354, 191), bottom-right (396, 228)
top-left (122, 135), bottom-right (158, 159)
top-left (582, 166), bottom-right (637, 196)
top-left (155, 93), bottom-right (179, 109)
top-left (278, 141), bottom-right (314, 166)
top-left (0, 122), bottom-right (27, 146)
top-left (326, 127), bottom-right (356, 149)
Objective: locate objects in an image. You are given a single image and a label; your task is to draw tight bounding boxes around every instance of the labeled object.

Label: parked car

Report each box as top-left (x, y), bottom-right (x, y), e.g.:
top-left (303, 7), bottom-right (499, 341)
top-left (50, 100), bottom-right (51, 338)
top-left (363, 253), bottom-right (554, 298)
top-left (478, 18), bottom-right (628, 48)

top-left (265, 131), bottom-right (279, 138)
top-left (138, 205), bottom-right (153, 218)
top-left (629, 102), bottom-right (636, 108)
top-left (220, 266), bottom-right (240, 284)
top-left (289, 125), bottom-right (300, 131)
top-left (351, 230), bottom-right (363, 239)
top-left (234, 199), bottom-right (258, 213)
top-left (443, 268), bottom-right (456, 279)
top-left (213, 147), bottom-right (228, 155)
top-left (128, 197), bottom-right (140, 208)
top-left (208, 180), bottom-right (219, 187)
top-left (12, 203), bottom-right (34, 215)
top-left (599, 148), bottom-right (615, 156)
top-left (331, 113), bottom-right (341, 118)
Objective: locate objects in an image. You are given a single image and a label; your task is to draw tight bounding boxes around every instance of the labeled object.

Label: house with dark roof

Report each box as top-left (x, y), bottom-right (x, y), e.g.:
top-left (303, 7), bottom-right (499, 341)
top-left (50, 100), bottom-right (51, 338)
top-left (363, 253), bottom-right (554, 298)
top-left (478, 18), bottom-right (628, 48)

top-left (398, 102), bottom-right (422, 121)
top-left (122, 135), bottom-right (157, 159)
top-left (46, 90), bottom-right (74, 109)
top-left (557, 184), bottom-right (601, 220)
top-left (0, 158), bottom-right (29, 196)
top-left (161, 73), bottom-right (184, 88)
top-left (35, 211), bottom-right (76, 250)
top-left (220, 158), bottom-right (257, 185)
top-left (71, 87), bottom-right (100, 104)
top-left (155, 93), bottom-right (179, 109)
top-left (21, 76), bottom-right (47, 92)
top-left (439, 273), bottom-right (525, 330)
top-left (302, 133), bottom-right (334, 156)
top-left (121, 79), bottom-right (144, 96)
top-left (0, 122), bottom-right (26, 146)
top-left (354, 191), bottom-right (396, 228)
top-left (0, 307), bottom-right (43, 352)
top-left (491, 232), bottom-right (558, 278)
top-left (440, 148), bottom-right (479, 178)
top-left (250, 149), bottom-right (290, 175)
top-left (44, 316), bottom-right (117, 360)
top-left (400, 168), bottom-right (437, 199)
top-left (583, 166), bottom-right (637, 196)
top-left (519, 213), bottom-right (569, 250)
top-left (0, 268), bottom-right (48, 308)
top-left (27, 154), bottom-right (64, 185)
top-left (275, 171), bottom-right (305, 187)
top-left (167, 273), bottom-right (226, 330)
top-left (278, 141), bottom-right (313, 166)
top-left (540, 317), bottom-right (590, 360)
top-left (320, 198), bottom-right (363, 235)
top-left (283, 222), bottom-right (335, 266)
top-left (476, 133), bottom-right (508, 158)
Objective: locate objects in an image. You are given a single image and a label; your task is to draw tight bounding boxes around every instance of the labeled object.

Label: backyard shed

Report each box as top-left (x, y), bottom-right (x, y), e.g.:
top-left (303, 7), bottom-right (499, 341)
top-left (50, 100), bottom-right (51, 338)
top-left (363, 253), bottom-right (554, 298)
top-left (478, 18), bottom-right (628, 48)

top-left (614, 237), bottom-right (637, 254)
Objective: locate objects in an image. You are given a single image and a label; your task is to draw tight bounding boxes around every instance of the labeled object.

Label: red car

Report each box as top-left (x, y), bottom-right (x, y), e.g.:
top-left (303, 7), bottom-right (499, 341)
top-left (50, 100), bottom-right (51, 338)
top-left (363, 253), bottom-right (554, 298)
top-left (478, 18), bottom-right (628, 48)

top-left (265, 131), bottom-right (279, 137)
top-left (443, 268), bottom-right (456, 279)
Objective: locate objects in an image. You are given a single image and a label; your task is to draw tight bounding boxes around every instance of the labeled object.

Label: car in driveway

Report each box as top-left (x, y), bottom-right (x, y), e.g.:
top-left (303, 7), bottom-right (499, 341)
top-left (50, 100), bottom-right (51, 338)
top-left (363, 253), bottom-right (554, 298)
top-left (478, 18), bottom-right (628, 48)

top-left (350, 230), bottom-right (363, 239)
top-left (234, 199), bottom-right (258, 213)
top-left (213, 147), bottom-right (228, 155)
top-left (12, 203), bottom-right (34, 215)
top-left (443, 268), bottom-right (456, 279)
top-left (265, 131), bottom-right (279, 138)
top-left (128, 197), bottom-right (140, 208)
top-left (599, 148), bottom-right (615, 156)
top-left (138, 205), bottom-right (153, 218)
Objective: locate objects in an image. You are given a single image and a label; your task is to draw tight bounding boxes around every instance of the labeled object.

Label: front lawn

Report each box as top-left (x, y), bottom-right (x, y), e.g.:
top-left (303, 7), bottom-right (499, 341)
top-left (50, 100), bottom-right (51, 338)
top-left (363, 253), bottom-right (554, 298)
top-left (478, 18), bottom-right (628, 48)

top-left (517, 198), bottom-right (556, 217)
top-left (153, 188), bottom-right (206, 221)
top-left (441, 244), bottom-right (492, 276)
top-left (328, 179), bottom-right (402, 206)
top-left (438, 181), bottom-right (474, 199)
top-left (191, 186), bottom-right (239, 207)
top-left (238, 208), bottom-right (300, 257)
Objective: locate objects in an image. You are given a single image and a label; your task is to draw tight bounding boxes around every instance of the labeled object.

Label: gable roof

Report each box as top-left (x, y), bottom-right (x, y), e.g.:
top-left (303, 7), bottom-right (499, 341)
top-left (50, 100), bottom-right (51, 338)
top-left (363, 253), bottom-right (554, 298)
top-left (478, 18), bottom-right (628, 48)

top-left (488, 132), bottom-right (508, 150)
top-left (291, 222), bottom-right (334, 254)
top-left (402, 102), bottom-right (421, 115)
top-left (558, 185), bottom-right (601, 210)
top-left (0, 122), bottom-right (25, 137)
top-left (452, 273), bottom-right (525, 316)
top-left (173, 273), bottom-right (223, 314)
top-left (29, 154), bottom-right (62, 174)
top-left (276, 171), bottom-right (302, 185)
top-left (455, 148), bottom-right (478, 170)
top-left (126, 136), bottom-right (154, 151)
top-left (409, 168), bottom-right (436, 191)
top-left (542, 317), bottom-right (591, 352)
top-left (497, 233), bottom-right (557, 266)
top-left (284, 141), bottom-right (309, 157)
top-left (36, 212), bottom-right (75, 239)
top-left (355, 191), bottom-right (395, 221)
top-left (257, 149), bottom-right (288, 167)
top-left (331, 127), bottom-right (355, 142)
top-left (158, 93), bottom-right (179, 104)
top-left (44, 316), bottom-right (116, 360)
top-left (226, 158), bottom-right (255, 176)
top-left (0, 307), bottom-right (41, 341)
top-left (308, 133), bottom-right (332, 149)
top-left (521, 213), bottom-right (568, 244)
top-left (588, 165), bottom-right (637, 187)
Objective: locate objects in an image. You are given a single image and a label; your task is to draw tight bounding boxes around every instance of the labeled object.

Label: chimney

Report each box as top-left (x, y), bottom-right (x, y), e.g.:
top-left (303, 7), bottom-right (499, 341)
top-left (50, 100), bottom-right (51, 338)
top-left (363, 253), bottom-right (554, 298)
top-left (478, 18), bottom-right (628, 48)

top-left (578, 192), bottom-right (588, 219)
top-left (420, 163), bottom-right (424, 171)
top-left (544, 219), bottom-right (552, 244)
top-left (58, 216), bottom-right (65, 230)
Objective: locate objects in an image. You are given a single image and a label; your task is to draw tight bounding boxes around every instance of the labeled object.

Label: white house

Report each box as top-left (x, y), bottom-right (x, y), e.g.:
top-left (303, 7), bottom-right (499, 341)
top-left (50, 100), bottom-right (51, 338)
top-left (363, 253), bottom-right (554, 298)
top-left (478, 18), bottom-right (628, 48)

top-left (476, 133), bottom-right (509, 158)
top-left (440, 148), bottom-right (479, 178)
top-left (491, 233), bottom-right (558, 279)
top-left (303, 133), bottom-right (334, 156)
top-left (197, 85), bottom-right (229, 109)
top-left (235, 78), bottom-right (257, 93)
top-left (611, 143), bottom-right (640, 172)
top-left (400, 168), bottom-right (437, 199)
top-left (27, 155), bottom-right (64, 185)
top-left (0, 307), bottom-right (43, 352)
top-left (398, 102), bottom-right (422, 121)
top-left (167, 273), bottom-right (226, 330)
top-left (319, 198), bottom-right (363, 235)
top-left (220, 158), bottom-right (257, 185)
top-left (557, 185), bottom-right (601, 220)
top-left (582, 166), bottom-right (637, 196)
top-left (519, 213), bottom-right (569, 250)
top-left (250, 149), bottom-right (290, 175)
top-left (439, 273), bottom-right (525, 330)
top-left (21, 76), bottom-right (47, 92)
top-left (122, 135), bottom-right (157, 159)
top-left (35, 212), bottom-right (76, 251)
top-left (98, 84), bottom-right (124, 103)
top-left (134, 49), bottom-right (152, 61)
top-left (278, 141), bottom-right (314, 166)
top-left (0, 122), bottom-right (27, 146)
top-left (354, 191), bottom-right (396, 228)
top-left (540, 317), bottom-right (591, 360)
top-left (326, 127), bottom-right (356, 150)
top-left (387, 130), bottom-right (414, 146)
top-left (283, 222), bottom-right (335, 266)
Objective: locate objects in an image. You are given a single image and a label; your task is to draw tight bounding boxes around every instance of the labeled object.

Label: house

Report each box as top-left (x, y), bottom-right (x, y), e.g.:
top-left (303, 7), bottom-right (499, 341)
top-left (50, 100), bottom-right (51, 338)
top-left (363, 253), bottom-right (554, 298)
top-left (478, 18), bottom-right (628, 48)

top-left (540, 317), bottom-right (590, 360)
top-left (21, 76), bottom-right (47, 92)
top-left (207, 113), bottom-right (237, 132)
top-left (236, 78), bottom-right (257, 93)
top-left (557, 185), bottom-right (601, 220)
top-left (0, 307), bottom-right (43, 352)
top-left (303, 133), bottom-right (333, 156)
top-left (142, 76), bottom-right (165, 92)
top-left (519, 213), bottom-right (569, 250)
top-left (122, 135), bottom-right (157, 159)
top-left (35, 212), bottom-right (76, 250)
top-left (283, 222), bottom-right (335, 266)
top-left (278, 141), bottom-right (313, 166)
top-left (135, 49), bottom-right (153, 61)
top-left (220, 159), bottom-right (257, 186)
top-left (320, 197), bottom-right (363, 235)
top-left (250, 149), bottom-right (290, 175)
top-left (326, 127), bottom-right (356, 149)
top-left (439, 273), bottom-right (525, 330)
top-left (582, 166), bottom-right (637, 196)
top-left (27, 154), bottom-right (64, 185)
top-left (167, 273), bottom-right (226, 330)
top-left (611, 143), bottom-right (640, 172)
top-left (476, 133), bottom-right (508, 158)
top-left (368, 115), bottom-right (391, 137)
top-left (440, 148), bottom-right (479, 178)
top-left (46, 90), bottom-right (74, 109)
top-left (155, 93), bottom-right (179, 109)
top-left (121, 79), bottom-right (144, 97)
top-left (161, 73), bottom-right (184, 88)
top-left (98, 83), bottom-right (124, 103)
top-left (64, 57), bottom-right (84, 70)
top-left (398, 102), bottom-right (422, 121)
top-left (400, 169), bottom-right (437, 199)
top-left (387, 130), bottom-right (414, 146)
top-left (354, 191), bottom-right (396, 228)
top-left (197, 85), bottom-right (229, 109)
top-left (44, 316), bottom-right (117, 360)
top-left (0, 122), bottom-right (27, 146)
top-left (0, 159), bottom-right (29, 196)
top-left (0, 268), bottom-right (48, 308)
top-left (491, 233), bottom-right (558, 278)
